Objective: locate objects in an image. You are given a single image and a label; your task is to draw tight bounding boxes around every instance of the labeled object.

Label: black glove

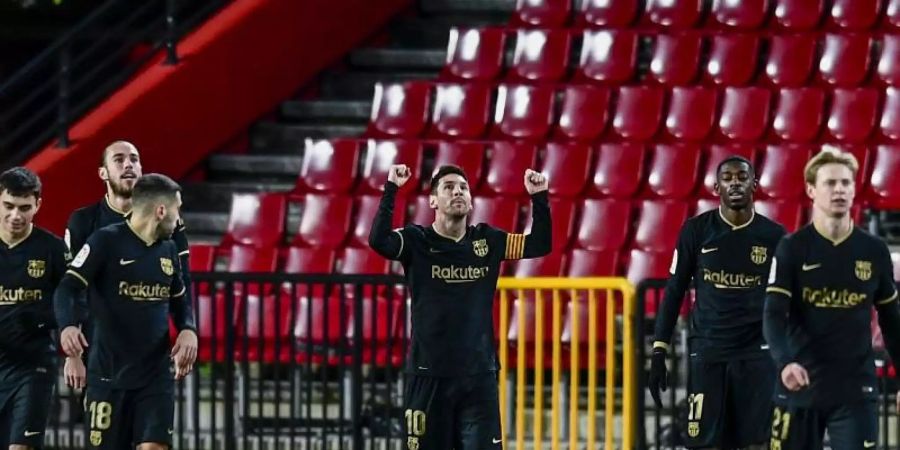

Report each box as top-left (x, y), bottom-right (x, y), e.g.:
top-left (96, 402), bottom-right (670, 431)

top-left (648, 347), bottom-right (669, 408)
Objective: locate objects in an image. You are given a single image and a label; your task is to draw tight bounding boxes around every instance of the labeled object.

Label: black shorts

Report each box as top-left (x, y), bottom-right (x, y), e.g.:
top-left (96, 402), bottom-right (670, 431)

top-left (769, 400), bottom-right (877, 450)
top-left (84, 378), bottom-right (174, 449)
top-left (0, 367), bottom-right (56, 448)
top-left (404, 372), bottom-right (502, 450)
top-left (684, 355), bottom-right (775, 448)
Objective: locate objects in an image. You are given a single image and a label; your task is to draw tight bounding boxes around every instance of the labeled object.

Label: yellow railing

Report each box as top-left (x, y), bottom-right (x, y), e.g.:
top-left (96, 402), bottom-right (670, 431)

top-left (496, 277), bottom-right (636, 450)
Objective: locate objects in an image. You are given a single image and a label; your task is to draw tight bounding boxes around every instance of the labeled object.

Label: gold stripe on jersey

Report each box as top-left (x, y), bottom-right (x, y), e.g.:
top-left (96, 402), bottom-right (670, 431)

top-left (67, 270), bottom-right (89, 287)
top-left (178, 250), bottom-right (190, 256)
top-left (652, 341), bottom-right (669, 351)
top-left (766, 286), bottom-right (792, 297)
top-left (174, 286), bottom-right (187, 298)
top-left (506, 233), bottom-right (525, 260)
top-left (878, 291), bottom-right (899, 305)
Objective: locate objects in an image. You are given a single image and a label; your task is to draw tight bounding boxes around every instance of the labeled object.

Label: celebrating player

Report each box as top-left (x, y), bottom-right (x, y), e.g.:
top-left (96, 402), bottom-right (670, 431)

top-left (648, 156), bottom-right (786, 449)
top-left (54, 174), bottom-right (197, 450)
top-left (0, 168), bottom-right (69, 450)
top-left (369, 164), bottom-right (551, 450)
top-left (764, 147), bottom-right (900, 449)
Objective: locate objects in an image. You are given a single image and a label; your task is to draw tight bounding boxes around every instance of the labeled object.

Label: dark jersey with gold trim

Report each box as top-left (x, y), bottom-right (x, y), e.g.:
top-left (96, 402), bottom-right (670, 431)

top-left (369, 183), bottom-right (552, 377)
top-left (655, 209), bottom-right (786, 361)
top-left (0, 227), bottom-right (68, 376)
top-left (766, 225), bottom-right (897, 408)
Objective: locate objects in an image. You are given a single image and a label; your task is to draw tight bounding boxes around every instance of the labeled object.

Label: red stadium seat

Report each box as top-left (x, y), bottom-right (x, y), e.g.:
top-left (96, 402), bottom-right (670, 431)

top-left (718, 87), bottom-right (771, 141)
top-left (882, 87), bottom-right (900, 141)
top-left (512, 0), bottom-right (571, 26)
top-left (366, 82), bottom-right (431, 138)
top-left (700, 145), bottom-right (758, 198)
top-left (645, 144), bottom-right (702, 199)
top-left (633, 200), bottom-right (690, 252)
top-left (541, 142), bottom-right (592, 197)
top-left (195, 290), bottom-right (234, 362)
top-left (293, 194), bottom-right (352, 249)
top-left (832, 144), bottom-right (872, 190)
top-left (755, 199), bottom-right (803, 231)
top-left (764, 34), bottom-right (816, 86)
top-left (431, 141), bottom-right (485, 192)
top-left (222, 193), bottom-right (286, 249)
top-left (590, 142), bottom-right (647, 198)
top-left (888, 0), bottom-right (900, 29)
top-left (647, 33), bottom-right (702, 85)
top-left (344, 295), bottom-right (404, 366)
top-left (818, 34), bottom-right (873, 87)
top-left (513, 252), bottom-right (566, 277)
top-left (827, 0), bottom-right (879, 30)
top-left (359, 140), bottom-right (423, 194)
top-left (520, 197), bottom-right (576, 253)
top-left (575, 199), bottom-right (631, 251)
top-left (626, 249), bottom-right (673, 288)
top-left (293, 291), bottom-right (348, 364)
top-left (877, 34), bottom-right (900, 86)
top-left (644, 0), bottom-right (703, 28)
top-left (471, 196), bottom-right (520, 231)
top-left (407, 195), bottom-right (434, 226)
top-left (771, 88), bottom-right (825, 142)
top-left (237, 291), bottom-right (293, 362)
top-left (612, 86), bottom-right (665, 141)
top-left (441, 28), bottom-right (506, 81)
top-left (575, 30), bottom-right (638, 84)
top-left (297, 139), bottom-right (360, 193)
top-left (482, 142), bottom-right (538, 196)
top-left (694, 198), bottom-right (719, 215)
top-left (826, 88), bottom-right (879, 143)
top-left (188, 244), bottom-right (216, 272)
top-left (664, 87), bottom-right (717, 141)
top-left (559, 294), bottom-right (609, 368)
top-left (566, 249), bottom-right (619, 277)
top-left (867, 145), bottom-right (900, 209)
top-left (228, 245), bottom-right (279, 273)
top-left (576, 0), bottom-right (639, 27)
top-left (350, 195), bottom-right (404, 248)
top-left (429, 83), bottom-right (492, 139)
top-left (710, 0), bottom-right (769, 29)
top-left (339, 247), bottom-right (391, 275)
top-left (773, 0), bottom-right (823, 30)
top-left (508, 29), bottom-right (571, 82)
top-left (704, 34), bottom-right (760, 86)
top-left (758, 144), bottom-right (814, 199)
top-left (555, 85), bottom-right (609, 141)
top-left (284, 246), bottom-right (336, 274)
top-left (491, 84), bottom-right (555, 140)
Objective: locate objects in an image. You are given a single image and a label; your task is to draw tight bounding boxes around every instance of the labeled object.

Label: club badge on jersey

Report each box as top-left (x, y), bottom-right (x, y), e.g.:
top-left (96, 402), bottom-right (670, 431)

top-left (473, 239), bottom-right (488, 257)
top-left (856, 260), bottom-right (872, 281)
top-left (751, 246), bottom-right (768, 265)
top-left (160, 258), bottom-right (174, 276)
top-left (27, 260), bottom-right (46, 278)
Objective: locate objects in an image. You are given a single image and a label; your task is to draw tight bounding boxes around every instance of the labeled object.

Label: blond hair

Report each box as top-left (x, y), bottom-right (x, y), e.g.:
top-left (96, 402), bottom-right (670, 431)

top-left (803, 145), bottom-right (859, 185)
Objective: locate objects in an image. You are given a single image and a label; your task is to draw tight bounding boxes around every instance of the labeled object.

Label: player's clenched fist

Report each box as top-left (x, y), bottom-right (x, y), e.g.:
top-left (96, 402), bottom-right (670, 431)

top-left (60, 325), bottom-right (88, 357)
top-left (524, 169), bottom-right (548, 195)
top-left (388, 164), bottom-right (411, 187)
top-left (780, 362), bottom-right (810, 391)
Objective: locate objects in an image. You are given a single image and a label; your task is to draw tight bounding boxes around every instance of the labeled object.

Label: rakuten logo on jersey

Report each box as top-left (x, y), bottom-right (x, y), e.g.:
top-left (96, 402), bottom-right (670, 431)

top-left (0, 286), bottom-right (42, 304)
top-left (431, 265), bottom-right (489, 283)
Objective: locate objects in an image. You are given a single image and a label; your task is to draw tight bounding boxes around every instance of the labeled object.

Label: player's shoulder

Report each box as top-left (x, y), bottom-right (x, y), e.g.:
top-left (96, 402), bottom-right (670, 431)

top-left (852, 226), bottom-right (891, 255)
top-left (31, 226), bottom-right (66, 247)
top-left (67, 201), bottom-right (101, 228)
top-left (750, 212), bottom-right (788, 237)
top-left (91, 221), bottom-right (128, 241)
top-left (682, 209), bottom-right (715, 232)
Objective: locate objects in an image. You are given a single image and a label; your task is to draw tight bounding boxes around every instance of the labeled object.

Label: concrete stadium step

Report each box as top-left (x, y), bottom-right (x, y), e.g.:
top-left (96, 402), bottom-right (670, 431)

top-left (420, 0), bottom-right (515, 15)
top-left (250, 121), bottom-right (366, 151)
top-left (279, 100), bottom-right (371, 122)
top-left (183, 180), bottom-right (294, 212)
top-left (389, 16), bottom-right (507, 48)
top-left (207, 154), bottom-right (303, 178)
top-left (318, 71), bottom-right (437, 100)
top-left (349, 48), bottom-right (446, 71)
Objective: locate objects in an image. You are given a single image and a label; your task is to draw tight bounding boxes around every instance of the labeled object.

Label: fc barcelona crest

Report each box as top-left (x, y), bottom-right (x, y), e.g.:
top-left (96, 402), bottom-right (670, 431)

top-left (855, 260), bottom-right (872, 281)
top-left (750, 246), bottom-right (768, 265)
top-left (27, 259), bottom-right (45, 278)
top-left (160, 258), bottom-right (174, 276)
top-left (90, 430), bottom-right (102, 446)
top-left (687, 421), bottom-right (700, 438)
top-left (407, 436), bottom-right (420, 450)
top-left (473, 239), bottom-right (489, 258)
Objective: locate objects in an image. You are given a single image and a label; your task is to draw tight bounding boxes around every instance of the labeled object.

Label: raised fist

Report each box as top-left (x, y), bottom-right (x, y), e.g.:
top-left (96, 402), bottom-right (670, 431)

top-left (388, 164), bottom-right (412, 187)
top-left (524, 169), bottom-right (548, 195)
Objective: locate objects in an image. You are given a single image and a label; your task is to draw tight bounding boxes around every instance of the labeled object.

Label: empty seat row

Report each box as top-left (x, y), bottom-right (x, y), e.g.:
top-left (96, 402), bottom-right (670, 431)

top-left (444, 28), bottom-right (900, 87)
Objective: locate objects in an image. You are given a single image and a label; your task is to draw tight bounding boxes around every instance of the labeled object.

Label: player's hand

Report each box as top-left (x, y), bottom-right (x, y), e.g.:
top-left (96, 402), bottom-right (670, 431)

top-left (647, 348), bottom-right (669, 408)
top-left (171, 329), bottom-right (198, 380)
top-left (524, 169), bottom-right (548, 195)
top-left (60, 326), bottom-right (88, 357)
top-left (780, 362), bottom-right (810, 391)
top-left (387, 164), bottom-right (411, 187)
top-left (64, 356), bottom-right (86, 389)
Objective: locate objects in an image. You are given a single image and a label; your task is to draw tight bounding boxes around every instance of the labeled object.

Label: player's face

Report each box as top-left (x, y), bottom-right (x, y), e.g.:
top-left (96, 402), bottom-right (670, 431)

top-left (0, 191), bottom-right (39, 236)
top-left (100, 147), bottom-right (142, 198)
top-left (156, 193), bottom-right (182, 239)
top-left (430, 174), bottom-right (472, 219)
top-left (715, 161), bottom-right (756, 210)
top-left (807, 163), bottom-right (855, 218)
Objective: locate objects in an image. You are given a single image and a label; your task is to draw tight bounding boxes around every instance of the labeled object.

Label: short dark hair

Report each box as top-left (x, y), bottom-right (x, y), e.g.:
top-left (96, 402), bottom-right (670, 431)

top-left (430, 165), bottom-right (469, 193)
top-left (132, 173), bottom-right (181, 211)
top-left (100, 140), bottom-right (139, 167)
top-left (716, 156), bottom-right (755, 178)
top-left (0, 167), bottom-right (42, 199)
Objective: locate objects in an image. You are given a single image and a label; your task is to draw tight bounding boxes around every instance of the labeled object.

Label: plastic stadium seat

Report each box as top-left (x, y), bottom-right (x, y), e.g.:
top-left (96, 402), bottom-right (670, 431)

top-left (827, 0), bottom-right (879, 30)
top-left (700, 145), bottom-right (758, 197)
top-left (645, 144), bottom-right (702, 199)
top-left (541, 142), bottom-right (592, 198)
top-left (284, 246), bottom-right (336, 274)
top-left (644, 0), bottom-right (703, 28)
top-left (429, 83), bottom-right (492, 139)
top-left (758, 144), bottom-right (814, 199)
top-left (359, 140), bottom-right (423, 194)
top-left (343, 295), bottom-right (404, 366)
top-left (826, 88), bottom-right (879, 143)
top-left (482, 142), bottom-right (538, 195)
top-left (665, 87), bottom-right (717, 141)
top-left (297, 139), bottom-right (360, 193)
top-left (293, 292), bottom-right (347, 364)
top-left (626, 249), bottom-right (673, 288)
top-left (755, 199), bottom-right (803, 231)
top-left (576, 0), bottom-right (638, 27)
top-left (339, 247), bottom-right (391, 275)
top-left (883, 87), bottom-right (900, 140)
top-left (513, 252), bottom-right (566, 277)
top-left (407, 195), bottom-right (433, 226)
top-left (522, 197), bottom-right (576, 252)
top-left (830, 144), bottom-right (872, 190)
top-left (491, 84), bottom-right (555, 140)
top-left (694, 198), bottom-right (719, 215)
top-left (612, 86), bottom-right (665, 141)
top-left (222, 193), bottom-right (286, 249)
top-left (818, 34), bottom-right (873, 87)
top-left (710, 0), bottom-right (769, 29)
top-left (555, 85), bottom-right (609, 141)
top-left (441, 28), bottom-right (506, 81)
top-left (878, 35), bottom-right (900, 86)
top-left (867, 145), bottom-right (900, 209)
top-left (293, 194), bottom-right (352, 249)
top-left (350, 196), bottom-right (404, 248)
top-left (888, 0), bottom-right (900, 29)
top-left (633, 200), bottom-right (690, 252)
top-left (774, 0), bottom-right (823, 30)
top-left (471, 196), bottom-right (520, 232)
top-left (366, 82), bottom-right (431, 138)
top-left (196, 290), bottom-right (233, 362)
top-left (590, 143), bottom-right (646, 198)
top-left (704, 34), bottom-right (760, 86)
top-left (764, 35), bottom-right (816, 86)
top-left (228, 245), bottom-right (279, 273)
top-left (509, 29), bottom-right (571, 82)
top-left (575, 199), bottom-right (631, 251)
top-left (771, 88), bottom-right (826, 142)
top-left (566, 249), bottom-right (619, 277)
top-left (512, 0), bottom-right (571, 26)
top-left (648, 33), bottom-right (702, 85)
top-left (718, 87), bottom-right (771, 141)
top-left (188, 244), bottom-right (216, 272)
top-left (575, 30), bottom-right (638, 84)
top-left (430, 141), bottom-right (485, 191)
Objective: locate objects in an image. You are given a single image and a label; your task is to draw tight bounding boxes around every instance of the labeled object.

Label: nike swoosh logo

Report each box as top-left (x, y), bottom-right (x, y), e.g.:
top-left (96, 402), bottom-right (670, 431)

top-left (24, 431), bottom-right (41, 437)
top-left (119, 259), bottom-right (136, 266)
top-left (802, 263), bottom-right (822, 271)
top-left (429, 248), bottom-right (443, 253)
top-left (864, 441), bottom-right (876, 448)
top-left (167, 428), bottom-right (175, 435)
top-left (492, 438), bottom-right (502, 444)
top-left (701, 247), bottom-right (718, 254)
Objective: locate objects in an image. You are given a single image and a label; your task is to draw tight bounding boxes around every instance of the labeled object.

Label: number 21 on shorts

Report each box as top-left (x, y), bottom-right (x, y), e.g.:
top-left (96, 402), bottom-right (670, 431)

top-left (770, 407), bottom-right (791, 450)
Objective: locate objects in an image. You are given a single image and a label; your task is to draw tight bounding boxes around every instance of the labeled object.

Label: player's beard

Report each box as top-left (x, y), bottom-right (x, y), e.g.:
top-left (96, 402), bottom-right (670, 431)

top-left (108, 178), bottom-right (134, 199)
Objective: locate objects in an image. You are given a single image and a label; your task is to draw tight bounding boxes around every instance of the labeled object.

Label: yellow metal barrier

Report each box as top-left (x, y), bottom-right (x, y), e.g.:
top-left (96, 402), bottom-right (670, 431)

top-left (496, 277), bottom-right (636, 450)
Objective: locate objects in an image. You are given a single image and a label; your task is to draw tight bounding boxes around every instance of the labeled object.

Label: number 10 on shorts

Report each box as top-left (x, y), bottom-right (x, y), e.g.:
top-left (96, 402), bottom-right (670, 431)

top-left (405, 409), bottom-right (426, 436)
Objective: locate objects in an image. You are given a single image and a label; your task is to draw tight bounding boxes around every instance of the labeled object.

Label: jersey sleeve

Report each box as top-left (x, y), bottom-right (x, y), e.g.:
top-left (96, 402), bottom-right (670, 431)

top-left (763, 235), bottom-right (796, 369)
top-left (54, 231), bottom-right (108, 329)
top-left (652, 220), bottom-right (697, 350)
top-left (65, 210), bottom-right (88, 254)
top-left (369, 182), bottom-right (411, 263)
top-left (498, 191), bottom-right (552, 261)
top-left (874, 243), bottom-right (898, 306)
top-left (168, 244), bottom-right (195, 332)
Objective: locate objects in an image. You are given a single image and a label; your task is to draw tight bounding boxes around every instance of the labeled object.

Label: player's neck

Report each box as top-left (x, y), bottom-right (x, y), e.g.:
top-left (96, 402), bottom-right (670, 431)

top-left (126, 215), bottom-right (158, 246)
top-left (106, 193), bottom-right (132, 215)
top-left (718, 205), bottom-right (754, 228)
top-left (432, 215), bottom-right (466, 242)
top-left (812, 210), bottom-right (853, 242)
top-left (0, 224), bottom-right (32, 248)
